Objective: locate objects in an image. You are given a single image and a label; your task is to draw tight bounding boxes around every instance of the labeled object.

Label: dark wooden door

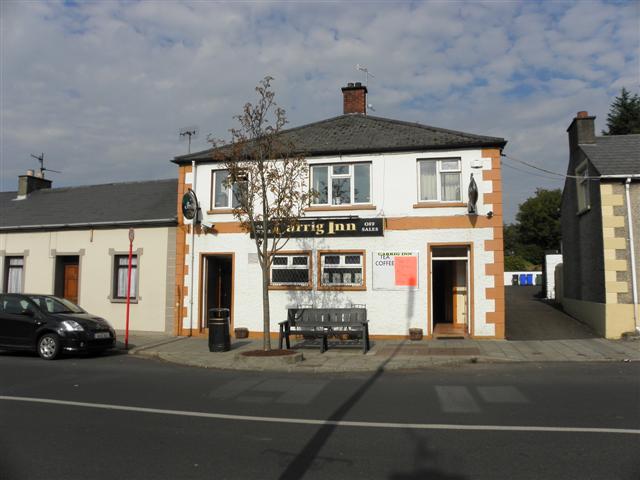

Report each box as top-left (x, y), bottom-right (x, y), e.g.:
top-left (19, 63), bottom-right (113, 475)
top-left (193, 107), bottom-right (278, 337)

top-left (63, 264), bottom-right (79, 304)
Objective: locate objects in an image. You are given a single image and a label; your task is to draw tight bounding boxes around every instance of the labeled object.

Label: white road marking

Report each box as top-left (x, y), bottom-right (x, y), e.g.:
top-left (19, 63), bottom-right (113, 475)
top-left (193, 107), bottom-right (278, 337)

top-left (477, 386), bottom-right (529, 404)
top-left (435, 386), bottom-right (481, 413)
top-left (1, 395), bottom-right (638, 435)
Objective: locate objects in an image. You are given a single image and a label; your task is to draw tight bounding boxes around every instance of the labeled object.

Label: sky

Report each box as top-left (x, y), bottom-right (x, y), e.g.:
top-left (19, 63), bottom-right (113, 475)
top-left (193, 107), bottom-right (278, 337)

top-left (1, 0), bottom-right (638, 222)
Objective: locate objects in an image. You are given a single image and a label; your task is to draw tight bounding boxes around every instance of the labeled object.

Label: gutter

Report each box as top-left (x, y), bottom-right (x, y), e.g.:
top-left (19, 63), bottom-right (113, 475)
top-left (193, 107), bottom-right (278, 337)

top-left (0, 218), bottom-right (177, 231)
top-left (624, 178), bottom-right (639, 334)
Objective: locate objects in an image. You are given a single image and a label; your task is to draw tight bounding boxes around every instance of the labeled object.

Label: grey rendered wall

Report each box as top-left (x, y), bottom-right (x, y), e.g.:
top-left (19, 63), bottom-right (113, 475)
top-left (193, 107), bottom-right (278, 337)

top-left (561, 152), bottom-right (605, 303)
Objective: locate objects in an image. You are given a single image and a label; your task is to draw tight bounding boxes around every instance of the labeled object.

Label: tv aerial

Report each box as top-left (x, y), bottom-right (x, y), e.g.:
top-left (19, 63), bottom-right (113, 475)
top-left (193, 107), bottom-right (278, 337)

top-left (179, 126), bottom-right (199, 154)
top-left (356, 64), bottom-right (375, 86)
top-left (30, 153), bottom-right (62, 177)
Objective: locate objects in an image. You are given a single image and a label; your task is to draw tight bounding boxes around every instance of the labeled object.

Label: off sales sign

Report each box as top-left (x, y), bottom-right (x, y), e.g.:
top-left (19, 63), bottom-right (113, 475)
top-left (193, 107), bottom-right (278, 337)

top-left (372, 251), bottom-right (419, 290)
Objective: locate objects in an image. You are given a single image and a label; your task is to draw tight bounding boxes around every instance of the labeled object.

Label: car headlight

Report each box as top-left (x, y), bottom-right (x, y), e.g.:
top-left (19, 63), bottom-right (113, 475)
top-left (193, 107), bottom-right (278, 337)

top-left (61, 320), bottom-right (84, 332)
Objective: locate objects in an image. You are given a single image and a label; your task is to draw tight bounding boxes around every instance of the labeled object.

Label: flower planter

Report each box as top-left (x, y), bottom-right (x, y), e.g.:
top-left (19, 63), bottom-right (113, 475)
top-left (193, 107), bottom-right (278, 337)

top-left (234, 327), bottom-right (249, 339)
top-left (409, 328), bottom-right (423, 341)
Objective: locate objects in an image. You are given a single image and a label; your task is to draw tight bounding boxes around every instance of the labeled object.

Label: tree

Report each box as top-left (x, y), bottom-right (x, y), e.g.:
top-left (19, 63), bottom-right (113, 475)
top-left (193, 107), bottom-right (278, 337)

top-left (513, 188), bottom-right (562, 266)
top-left (603, 87), bottom-right (640, 135)
top-left (210, 77), bottom-right (312, 351)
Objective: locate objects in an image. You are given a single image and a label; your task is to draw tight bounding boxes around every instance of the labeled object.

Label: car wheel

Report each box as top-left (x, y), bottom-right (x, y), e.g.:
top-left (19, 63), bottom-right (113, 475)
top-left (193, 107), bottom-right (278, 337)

top-left (38, 333), bottom-right (61, 360)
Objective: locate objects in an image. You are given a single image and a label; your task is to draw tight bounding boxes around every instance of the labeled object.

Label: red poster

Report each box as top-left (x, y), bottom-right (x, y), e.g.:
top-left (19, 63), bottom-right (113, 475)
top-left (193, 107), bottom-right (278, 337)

top-left (394, 256), bottom-right (417, 286)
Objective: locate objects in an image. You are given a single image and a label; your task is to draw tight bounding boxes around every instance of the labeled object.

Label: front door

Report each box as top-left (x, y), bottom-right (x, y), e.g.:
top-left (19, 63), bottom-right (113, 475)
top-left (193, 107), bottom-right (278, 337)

top-left (430, 246), bottom-right (470, 336)
top-left (201, 255), bottom-right (233, 332)
top-left (64, 265), bottom-right (79, 304)
top-left (55, 256), bottom-right (80, 304)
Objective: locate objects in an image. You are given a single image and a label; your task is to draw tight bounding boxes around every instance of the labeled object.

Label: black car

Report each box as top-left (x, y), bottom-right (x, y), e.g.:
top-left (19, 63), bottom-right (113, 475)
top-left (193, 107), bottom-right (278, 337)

top-left (0, 294), bottom-right (116, 360)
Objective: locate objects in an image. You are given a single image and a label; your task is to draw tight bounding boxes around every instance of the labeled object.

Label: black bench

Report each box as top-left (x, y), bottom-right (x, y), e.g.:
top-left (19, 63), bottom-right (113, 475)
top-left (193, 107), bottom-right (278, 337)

top-left (278, 307), bottom-right (370, 353)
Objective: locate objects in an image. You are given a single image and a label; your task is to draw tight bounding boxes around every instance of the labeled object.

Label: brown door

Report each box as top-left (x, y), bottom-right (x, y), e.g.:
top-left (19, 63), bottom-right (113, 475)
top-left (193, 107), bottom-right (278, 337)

top-left (63, 264), bottom-right (79, 304)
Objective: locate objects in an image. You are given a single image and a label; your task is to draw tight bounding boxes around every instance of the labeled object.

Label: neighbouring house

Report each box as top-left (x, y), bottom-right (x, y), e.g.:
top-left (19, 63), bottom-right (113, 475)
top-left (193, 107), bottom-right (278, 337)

top-left (172, 82), bottom-right (507, 339)
top-left (560, 111), bottom-right (640, 338)
top-left (0, 171), bottom-right (178, 333)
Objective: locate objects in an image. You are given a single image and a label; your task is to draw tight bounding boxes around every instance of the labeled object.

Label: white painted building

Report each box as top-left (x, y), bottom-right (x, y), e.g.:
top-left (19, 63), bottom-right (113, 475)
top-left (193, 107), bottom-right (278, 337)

top-left (173, 83), bottom-right (507, 339)
top-left (0, 174), bottom-right (177, 332)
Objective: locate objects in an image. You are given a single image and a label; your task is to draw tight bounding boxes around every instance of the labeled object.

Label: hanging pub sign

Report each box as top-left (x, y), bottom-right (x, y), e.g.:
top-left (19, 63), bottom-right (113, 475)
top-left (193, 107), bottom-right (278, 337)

top-left (181, 189), bottom-right (199, 221)
top-left (251, 217), bottom-right (384, 238)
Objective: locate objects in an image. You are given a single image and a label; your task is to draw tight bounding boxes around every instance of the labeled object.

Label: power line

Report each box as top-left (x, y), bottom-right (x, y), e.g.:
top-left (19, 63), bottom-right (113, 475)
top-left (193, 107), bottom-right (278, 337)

top-left (501, 153), bottom-right (601, 180)
top-left (500, 161), bottom-right (564, 181)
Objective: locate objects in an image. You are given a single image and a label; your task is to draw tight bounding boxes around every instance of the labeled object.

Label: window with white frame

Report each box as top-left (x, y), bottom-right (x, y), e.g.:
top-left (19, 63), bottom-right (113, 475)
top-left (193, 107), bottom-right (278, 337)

top-left (113, 255), bottom-right (138, 299)
top-left (311, 163), bottom-right (371, 205)
top-left (270, 253), bottom-right (311, 287)
top-left (319, 252), bottom-right (364, 288)
top-left (3, 257), bottom-right (24, 293)
top-left (211, 170), bottom-right (241, 209)
top-left (575, 162), bottom-right (590, 212)
top-left (418, 159), bottom-right (462, 202)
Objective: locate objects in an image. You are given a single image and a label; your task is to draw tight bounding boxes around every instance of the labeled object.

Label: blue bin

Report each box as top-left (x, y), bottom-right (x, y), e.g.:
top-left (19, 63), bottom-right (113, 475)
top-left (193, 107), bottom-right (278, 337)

top-left (519, 274), bottom-right (526, 286)
top-left (526, 274), bottom-right (533, 285)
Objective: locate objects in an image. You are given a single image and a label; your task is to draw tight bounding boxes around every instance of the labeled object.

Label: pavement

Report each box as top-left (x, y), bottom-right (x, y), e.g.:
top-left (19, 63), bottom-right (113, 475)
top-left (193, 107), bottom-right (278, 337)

top-left (114, 286), bottom-right (639, 371)
top-left (116, 332), bottom-right (640, 372)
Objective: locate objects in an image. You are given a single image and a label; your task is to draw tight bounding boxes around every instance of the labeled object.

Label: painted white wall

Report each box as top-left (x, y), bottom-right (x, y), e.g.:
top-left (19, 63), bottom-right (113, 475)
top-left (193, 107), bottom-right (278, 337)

top-left (188, 149), bottom-right (493, 223)
top-left (544, 254), bottom-right (563, 300)
top-left (0, 227), bottom-right (174, 332)
top-left (182, 147), bottom-right (500, 337)
top-left (183, 226), bottom-right (497, 337)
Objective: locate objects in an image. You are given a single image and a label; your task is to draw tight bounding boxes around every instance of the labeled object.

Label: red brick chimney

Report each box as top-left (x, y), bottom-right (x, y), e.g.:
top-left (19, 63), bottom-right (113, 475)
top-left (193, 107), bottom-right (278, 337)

top-left (341, 82), bottom-right (367, 115)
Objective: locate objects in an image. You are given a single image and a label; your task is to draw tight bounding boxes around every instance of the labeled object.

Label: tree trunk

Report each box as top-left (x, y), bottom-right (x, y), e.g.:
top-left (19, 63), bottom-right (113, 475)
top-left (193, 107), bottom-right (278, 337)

top-left (261, 246), bottom-right (271, 351)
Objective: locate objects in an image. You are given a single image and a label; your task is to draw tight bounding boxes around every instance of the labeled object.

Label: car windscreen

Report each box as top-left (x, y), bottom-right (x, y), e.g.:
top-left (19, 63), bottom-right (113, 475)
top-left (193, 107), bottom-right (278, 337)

top-left (29, 296), bottom-right (85, 314)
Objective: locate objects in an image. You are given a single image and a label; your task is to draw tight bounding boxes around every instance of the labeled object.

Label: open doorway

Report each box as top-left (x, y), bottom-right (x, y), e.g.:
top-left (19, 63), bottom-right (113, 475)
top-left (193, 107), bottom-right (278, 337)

top-left (54, 256), bottom-right (80, 304)
top-left (201, 254), bottom-right (233, 332)
top-left (430, 246), bottom-right (469, 338)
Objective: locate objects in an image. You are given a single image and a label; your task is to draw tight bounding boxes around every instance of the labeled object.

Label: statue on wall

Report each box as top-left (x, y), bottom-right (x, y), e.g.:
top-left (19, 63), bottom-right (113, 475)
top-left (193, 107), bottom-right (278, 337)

top-left (468, 173), bottom-right (478, 215)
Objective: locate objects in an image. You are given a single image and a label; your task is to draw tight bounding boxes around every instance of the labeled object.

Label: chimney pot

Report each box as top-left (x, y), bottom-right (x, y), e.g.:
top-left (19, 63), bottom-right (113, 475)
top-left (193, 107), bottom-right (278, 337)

top-left (355, 82), bottom-right (362, 87)
top-left (577, 111), bottom-right (589, 118)
top-left (347, 82), bottom-right (354, 87)
top-left (26, 169), bottom-right (34, 176)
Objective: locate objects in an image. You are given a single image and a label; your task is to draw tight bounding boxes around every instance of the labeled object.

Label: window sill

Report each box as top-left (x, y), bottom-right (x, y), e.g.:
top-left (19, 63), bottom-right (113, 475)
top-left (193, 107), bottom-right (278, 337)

top-left (207, 208), bottom-right (235, 215)
top-left (110, 298), bottom-right (139, 304)
top-left (576, 206), bottom-right (591, 216)
top-left (268, 285), bottom-right (312, 291)
top-left (413, 202), bottom-right (466, 208)
top-left (317, 285), bottom-right (367, 292)
top-left (306, 204), bottom-right (376, 212)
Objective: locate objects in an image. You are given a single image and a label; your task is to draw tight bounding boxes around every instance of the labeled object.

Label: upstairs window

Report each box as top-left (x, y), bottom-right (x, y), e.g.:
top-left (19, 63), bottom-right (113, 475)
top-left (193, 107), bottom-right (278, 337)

top-left (418, 159), bottom-right (461, 202)
top-left (311, 163), bottom-right (371, 205)
top-left (575, 162), bottom-right (590, 212)
top-left (211, 170), bottom-right (241, 209)
top-left (3, 257), bottom-right (24, 293)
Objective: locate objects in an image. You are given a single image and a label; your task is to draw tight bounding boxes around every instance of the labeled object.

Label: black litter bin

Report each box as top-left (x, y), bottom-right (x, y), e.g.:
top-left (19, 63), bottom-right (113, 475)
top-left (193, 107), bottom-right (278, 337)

top-left (208, 308), bottom-right (230, 352)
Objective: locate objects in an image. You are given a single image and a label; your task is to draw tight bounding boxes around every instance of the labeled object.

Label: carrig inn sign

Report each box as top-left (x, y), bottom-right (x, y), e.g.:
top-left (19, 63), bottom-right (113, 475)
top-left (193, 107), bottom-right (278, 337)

top-left (251, 217), bottom-right (384, 238)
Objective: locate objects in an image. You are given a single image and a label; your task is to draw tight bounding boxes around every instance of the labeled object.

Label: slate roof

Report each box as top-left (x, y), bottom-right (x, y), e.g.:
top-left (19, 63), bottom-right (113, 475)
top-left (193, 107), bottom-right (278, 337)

top-left (0, 179), bottom-right (177, 231)
top-left (173, 114), bottom-right (507, 164)
top-left (580, 134), bottom-right (640, 176)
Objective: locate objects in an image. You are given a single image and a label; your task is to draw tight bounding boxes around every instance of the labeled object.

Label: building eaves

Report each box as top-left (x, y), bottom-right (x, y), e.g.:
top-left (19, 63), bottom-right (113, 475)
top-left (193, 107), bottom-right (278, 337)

top-left (172, 114), bottom-right (507, 164)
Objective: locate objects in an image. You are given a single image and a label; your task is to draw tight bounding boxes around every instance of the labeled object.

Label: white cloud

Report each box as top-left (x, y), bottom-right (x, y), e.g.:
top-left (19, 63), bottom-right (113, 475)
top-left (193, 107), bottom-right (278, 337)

top-left (1, 0), bottom-right (638, 222)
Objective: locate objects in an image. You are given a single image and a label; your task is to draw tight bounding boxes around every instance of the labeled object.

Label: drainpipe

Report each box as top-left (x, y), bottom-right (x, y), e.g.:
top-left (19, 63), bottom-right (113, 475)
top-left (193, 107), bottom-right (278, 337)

top-left (188, 160), bottom-right (197, 336)
top-left (624, 178), bottom-right (639, 334)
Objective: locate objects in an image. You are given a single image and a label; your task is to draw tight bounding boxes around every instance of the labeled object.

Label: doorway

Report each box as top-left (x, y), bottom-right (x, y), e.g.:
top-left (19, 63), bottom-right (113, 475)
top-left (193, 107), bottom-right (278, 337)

top-left (54, 256), bottom-right (80, 304)
top-left (201, 254), bottom-right (234, 332)
top-left (430, 246), bottom-right (469, 338)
